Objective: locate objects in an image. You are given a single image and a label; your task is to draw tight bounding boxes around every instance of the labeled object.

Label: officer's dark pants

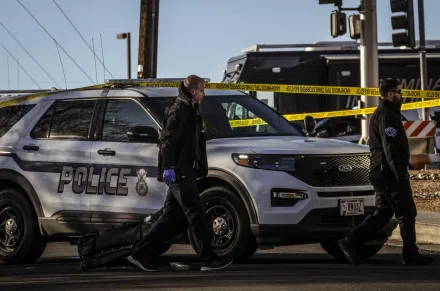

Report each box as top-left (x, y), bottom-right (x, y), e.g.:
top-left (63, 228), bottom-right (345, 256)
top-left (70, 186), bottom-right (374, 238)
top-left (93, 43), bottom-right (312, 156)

top-left (131, 176), bottom-right (217, 262)
top-left (347, 168), bottom-right (419, 256)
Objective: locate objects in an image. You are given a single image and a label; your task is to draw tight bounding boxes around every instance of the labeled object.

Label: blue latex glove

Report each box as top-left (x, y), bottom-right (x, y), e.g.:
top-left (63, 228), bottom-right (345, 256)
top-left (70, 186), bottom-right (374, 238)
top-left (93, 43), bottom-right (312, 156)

top-left (163, 169), bottom-right (176, 186)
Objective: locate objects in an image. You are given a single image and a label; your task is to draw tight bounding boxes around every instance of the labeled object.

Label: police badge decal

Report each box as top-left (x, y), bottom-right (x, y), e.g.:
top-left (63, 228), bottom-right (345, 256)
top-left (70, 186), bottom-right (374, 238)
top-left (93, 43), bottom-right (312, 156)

top-left (136, 169), bottom-right (148, 197)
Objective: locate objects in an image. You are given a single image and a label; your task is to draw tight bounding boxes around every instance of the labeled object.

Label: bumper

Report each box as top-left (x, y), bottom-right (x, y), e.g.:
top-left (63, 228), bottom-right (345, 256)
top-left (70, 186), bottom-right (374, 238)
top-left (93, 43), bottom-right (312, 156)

top-left (251, 207), bottom-right (399, 246)
top-left (230, 164), bottom-right (376, 225)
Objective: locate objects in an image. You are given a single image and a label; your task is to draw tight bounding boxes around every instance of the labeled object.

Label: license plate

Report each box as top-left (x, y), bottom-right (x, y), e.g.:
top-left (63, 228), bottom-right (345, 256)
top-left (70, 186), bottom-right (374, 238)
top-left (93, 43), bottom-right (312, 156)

top-left (339, 199), bottom-right (364, 216)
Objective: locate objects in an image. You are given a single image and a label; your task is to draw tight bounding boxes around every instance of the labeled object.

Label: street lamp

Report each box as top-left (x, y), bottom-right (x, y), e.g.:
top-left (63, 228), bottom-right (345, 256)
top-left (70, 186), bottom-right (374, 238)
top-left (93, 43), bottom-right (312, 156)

top-left (116, 32), bottom-right (131, 79)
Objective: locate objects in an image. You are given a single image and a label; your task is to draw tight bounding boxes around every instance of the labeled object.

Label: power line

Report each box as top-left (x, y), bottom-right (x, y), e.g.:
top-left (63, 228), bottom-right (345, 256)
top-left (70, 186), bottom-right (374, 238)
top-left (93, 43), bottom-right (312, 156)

top-left (16, 0), bottom-right (95, 84)
top-left (0, 40), bottom-right (40, 88)
top-left (100, 34), bottom-right (106, 80)
top-left (0, 22), bottom-right (61, 88)
top-left (17, 58), bottom-right (20, 90)
top-left (52, 0), bottom-right (115, 79)
top-left (7, 56), bottom-right (10, 90)
top-left (54, 39), bottom-right (67, 89)
top-left (92, 38), bottom-right (98, 83)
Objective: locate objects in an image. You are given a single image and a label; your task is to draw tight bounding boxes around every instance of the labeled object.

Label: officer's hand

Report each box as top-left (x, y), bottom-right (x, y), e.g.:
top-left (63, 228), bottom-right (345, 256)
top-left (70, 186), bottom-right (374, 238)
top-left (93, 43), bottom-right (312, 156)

top-left (163, 169), bottom-right (176, 186)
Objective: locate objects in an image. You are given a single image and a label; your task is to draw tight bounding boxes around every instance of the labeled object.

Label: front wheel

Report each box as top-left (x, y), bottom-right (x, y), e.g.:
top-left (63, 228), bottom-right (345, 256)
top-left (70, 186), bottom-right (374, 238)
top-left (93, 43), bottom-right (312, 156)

top-left (0, 188), bottom-right (47, 264)
top-left (188, 186), bottom-right (256, 262)
top-left (320, 240), bottom-right (385, 261)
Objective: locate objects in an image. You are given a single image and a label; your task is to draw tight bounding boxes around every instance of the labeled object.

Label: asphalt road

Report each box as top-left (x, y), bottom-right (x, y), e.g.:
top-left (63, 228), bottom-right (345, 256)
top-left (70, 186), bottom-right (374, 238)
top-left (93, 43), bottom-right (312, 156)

top-left (1, 243), bottom-right (440, 291)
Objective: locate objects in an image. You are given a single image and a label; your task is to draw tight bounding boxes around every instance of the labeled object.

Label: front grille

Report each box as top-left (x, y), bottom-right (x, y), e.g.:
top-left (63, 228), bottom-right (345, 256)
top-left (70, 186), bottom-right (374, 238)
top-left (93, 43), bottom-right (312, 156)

top-left (289, 154), bottom-right (370, 187)
top-left (317, 191), bottom-right (374, 198)
top-left (300, 207), bottom-right (376, 227)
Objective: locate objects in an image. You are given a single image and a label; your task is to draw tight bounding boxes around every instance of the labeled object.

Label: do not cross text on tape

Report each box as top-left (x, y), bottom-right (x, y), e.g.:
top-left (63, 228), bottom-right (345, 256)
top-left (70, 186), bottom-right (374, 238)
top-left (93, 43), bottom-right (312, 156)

top-left (1, 80), bottom-right (440, 128)
top-left (118, 81), bottom-right (440, 99)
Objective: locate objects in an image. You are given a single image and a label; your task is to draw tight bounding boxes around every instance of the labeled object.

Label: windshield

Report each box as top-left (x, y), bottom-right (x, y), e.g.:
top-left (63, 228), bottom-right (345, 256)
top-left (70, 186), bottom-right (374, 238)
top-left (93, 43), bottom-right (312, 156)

top-left (145, 94), bottom-right (304, 139)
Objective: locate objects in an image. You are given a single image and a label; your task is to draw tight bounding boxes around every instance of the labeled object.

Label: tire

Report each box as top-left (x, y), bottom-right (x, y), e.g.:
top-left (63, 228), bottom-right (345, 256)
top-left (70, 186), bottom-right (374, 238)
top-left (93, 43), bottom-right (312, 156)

top-left (0, 188), bottom-right (47, 264)
top-left (234, 234), bottom-right (258, 264)
top-left (187, 186), bottom-right (256, 262)
top-left (320, 240), bottom-right (385, 261)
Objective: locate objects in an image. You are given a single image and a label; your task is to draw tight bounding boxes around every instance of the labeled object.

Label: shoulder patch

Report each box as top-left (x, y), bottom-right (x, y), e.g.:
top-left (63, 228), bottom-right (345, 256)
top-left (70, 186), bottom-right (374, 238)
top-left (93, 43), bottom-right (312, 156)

top-left (385, 127), bottom-right (397, 137)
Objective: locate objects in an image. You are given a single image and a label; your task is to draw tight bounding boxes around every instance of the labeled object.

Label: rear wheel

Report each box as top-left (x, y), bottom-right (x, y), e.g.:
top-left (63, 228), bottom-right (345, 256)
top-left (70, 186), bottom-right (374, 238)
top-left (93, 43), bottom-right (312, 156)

top-left (188, 186), bottom-right (257, 262)
top-left (320, 240), bottom-right (385, 261)
top-left (0, 188), bottom-right (46, 264)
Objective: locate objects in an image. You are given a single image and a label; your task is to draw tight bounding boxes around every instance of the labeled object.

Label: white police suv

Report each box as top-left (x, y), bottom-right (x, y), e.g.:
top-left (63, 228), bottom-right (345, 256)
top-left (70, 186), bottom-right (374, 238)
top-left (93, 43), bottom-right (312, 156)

top-left (0, 79), bottom-right (397, 264)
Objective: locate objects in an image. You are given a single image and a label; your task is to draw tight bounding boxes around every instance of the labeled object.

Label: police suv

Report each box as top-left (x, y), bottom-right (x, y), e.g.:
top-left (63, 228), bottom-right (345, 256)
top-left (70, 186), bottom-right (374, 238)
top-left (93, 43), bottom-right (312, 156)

top-left (0, 79), bottom-right (397, 264)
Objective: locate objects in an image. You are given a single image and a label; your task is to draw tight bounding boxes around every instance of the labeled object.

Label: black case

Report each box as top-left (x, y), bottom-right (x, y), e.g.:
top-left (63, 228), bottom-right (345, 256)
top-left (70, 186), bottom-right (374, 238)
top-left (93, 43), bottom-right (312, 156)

top-left (77, 208), bottom-right (164, 271)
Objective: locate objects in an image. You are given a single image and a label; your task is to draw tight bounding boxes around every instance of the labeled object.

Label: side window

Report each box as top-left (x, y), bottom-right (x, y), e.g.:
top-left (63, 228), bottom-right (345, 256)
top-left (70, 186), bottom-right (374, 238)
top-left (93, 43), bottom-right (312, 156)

top-left (31, 100), bottom-right (97, 140)
top-left (220, 101), bottom-right (276, 134)
top-left (0, 104), bottom-right (36, 138)
top-left (101, 99), bottom-right (159, 142)
top-left (224, 103), bottom-right (257, 120)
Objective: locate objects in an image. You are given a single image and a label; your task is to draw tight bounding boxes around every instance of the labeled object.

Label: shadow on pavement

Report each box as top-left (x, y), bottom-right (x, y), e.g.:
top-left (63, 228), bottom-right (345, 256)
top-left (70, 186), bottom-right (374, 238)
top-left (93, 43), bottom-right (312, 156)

top-left (1, 252), bottom-right (440, 291)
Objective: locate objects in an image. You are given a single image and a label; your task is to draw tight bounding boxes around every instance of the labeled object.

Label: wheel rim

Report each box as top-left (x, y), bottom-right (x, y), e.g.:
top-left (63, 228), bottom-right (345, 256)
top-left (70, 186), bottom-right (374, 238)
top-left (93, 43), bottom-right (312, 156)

top-left (0, 202), bottom-right (24, 253)
top-left (205, 202), bottom-right (237, 249)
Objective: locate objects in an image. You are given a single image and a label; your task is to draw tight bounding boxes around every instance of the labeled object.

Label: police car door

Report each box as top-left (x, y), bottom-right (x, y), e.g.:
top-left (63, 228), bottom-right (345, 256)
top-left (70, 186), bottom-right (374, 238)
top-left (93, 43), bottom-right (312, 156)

top-left (89, 97), bottom-right (166, 231)
top-left (15, 98), bottom-right (98, 231)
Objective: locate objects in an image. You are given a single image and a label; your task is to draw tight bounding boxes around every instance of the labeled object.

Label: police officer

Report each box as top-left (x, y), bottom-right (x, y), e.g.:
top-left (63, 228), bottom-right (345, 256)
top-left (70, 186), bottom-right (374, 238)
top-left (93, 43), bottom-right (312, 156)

top-left (127, 75), bottom-right (233, 272)
top-left (338, 78), bottom-right (433, 265)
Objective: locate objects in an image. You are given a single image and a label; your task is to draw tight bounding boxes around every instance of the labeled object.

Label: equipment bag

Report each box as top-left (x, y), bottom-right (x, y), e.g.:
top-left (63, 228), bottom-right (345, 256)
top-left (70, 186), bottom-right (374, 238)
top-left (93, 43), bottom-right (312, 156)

top-left (77, 208), bottom-right (164, 271)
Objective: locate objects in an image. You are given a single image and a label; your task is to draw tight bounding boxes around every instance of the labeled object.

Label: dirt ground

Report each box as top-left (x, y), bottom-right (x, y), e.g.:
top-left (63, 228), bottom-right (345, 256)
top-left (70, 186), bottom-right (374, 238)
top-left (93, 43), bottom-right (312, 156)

top-left (409, 169), bottom-right (440, 212)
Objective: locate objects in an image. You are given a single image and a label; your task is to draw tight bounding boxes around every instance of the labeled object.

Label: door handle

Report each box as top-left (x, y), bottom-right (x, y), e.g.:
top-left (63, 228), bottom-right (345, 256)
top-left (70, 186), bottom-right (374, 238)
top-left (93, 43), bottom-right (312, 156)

top-left (98, 149), bottom-right (116, 156)
top-left (23, 145), bottom-right (39, 151)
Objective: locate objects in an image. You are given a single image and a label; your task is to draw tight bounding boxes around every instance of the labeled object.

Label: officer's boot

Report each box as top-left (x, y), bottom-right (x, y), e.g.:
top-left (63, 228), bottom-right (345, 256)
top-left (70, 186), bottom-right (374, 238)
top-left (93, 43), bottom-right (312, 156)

top-left (402, 252), bottom-right (433, 266)
top-left (338, 237), bottom-right (361, 265)
top-left (400, 217), bottom-right (433, 265)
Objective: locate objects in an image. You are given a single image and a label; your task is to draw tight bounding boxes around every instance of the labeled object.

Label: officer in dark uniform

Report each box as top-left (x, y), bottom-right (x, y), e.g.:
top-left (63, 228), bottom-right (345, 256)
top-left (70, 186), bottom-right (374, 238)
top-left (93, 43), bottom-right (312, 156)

top-left (127, 75), bottom-right (233, 272)
top-left (338, 78), bottom-right (433, 265)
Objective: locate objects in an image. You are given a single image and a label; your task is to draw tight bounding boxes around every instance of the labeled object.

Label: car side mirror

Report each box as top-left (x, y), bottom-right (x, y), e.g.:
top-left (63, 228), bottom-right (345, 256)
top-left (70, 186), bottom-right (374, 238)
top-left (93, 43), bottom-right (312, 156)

top-left (127, 126), bottom-right (159, 143)
top-left (304, 115), bottom-right (316, 136)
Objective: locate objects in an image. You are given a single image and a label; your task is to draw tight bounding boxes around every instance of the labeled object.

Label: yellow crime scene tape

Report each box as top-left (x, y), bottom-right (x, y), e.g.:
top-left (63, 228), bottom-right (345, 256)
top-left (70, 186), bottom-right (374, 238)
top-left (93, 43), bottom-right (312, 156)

top-left (229, 98), bottom-right (440, 128)
top-left (1, 81), bottom-right (440, 129)
top-left (0, 83), bottom-right (112, 109)
top-left (122, 81), bottom-right (440, 99)
top-left (128, 81), bottom-right (440, 127)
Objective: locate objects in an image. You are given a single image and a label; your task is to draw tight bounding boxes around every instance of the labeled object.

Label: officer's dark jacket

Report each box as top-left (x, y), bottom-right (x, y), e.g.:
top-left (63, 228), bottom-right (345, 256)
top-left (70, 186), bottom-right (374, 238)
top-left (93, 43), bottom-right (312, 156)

top-left (157, 81), bottom-right (208, 181)
top-left (369, 98), bottom-right (410, 181)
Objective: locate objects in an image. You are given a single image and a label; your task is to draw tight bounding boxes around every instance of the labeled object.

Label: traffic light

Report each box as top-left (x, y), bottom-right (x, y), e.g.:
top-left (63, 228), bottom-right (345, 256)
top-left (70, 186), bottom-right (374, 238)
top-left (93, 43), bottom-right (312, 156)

top-left (390, 0), bottom-right (416, 48)
top-left (331, 10), bottom-right (347, 38)
top-left (348, 14), bottom-right (361, 40)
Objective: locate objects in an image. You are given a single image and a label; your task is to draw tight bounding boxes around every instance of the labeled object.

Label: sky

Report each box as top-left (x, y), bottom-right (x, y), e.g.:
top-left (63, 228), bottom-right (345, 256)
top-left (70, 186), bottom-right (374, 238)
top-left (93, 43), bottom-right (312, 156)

top-left (1, 0), bottom-right (440, 91)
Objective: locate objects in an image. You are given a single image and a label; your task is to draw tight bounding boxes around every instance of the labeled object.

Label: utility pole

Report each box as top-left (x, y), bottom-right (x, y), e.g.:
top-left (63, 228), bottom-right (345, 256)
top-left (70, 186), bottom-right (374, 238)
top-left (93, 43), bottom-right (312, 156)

top-left (359, 0), bottom-right (379, 144)
top-left (137, 0), bottom-right (159, 79)
top-left (418, 0), bottom-right (428, 120)
top-left (319, 0), bottom-right (379, 145)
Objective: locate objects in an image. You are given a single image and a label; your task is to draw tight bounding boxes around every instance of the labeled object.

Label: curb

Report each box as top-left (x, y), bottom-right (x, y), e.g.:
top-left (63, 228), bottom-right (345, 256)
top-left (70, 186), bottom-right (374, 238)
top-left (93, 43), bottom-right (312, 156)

top-left (386, 239), bottom-right (440, 253)
top-left (390, 222), bottom-right (440, 245)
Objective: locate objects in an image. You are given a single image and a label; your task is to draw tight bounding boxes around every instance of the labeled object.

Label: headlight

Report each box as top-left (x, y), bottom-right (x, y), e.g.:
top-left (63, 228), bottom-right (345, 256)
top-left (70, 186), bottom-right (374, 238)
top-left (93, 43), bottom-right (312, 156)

top-left (232, 153), bottom-right (296, 172)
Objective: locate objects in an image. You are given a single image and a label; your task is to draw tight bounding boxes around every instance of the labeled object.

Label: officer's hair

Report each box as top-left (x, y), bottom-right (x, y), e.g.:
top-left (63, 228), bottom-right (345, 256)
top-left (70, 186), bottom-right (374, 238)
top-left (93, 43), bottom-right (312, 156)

top-left (184, 75), bottom-right (205, 92)
top-left (380, 79), bottom-right (401, 98)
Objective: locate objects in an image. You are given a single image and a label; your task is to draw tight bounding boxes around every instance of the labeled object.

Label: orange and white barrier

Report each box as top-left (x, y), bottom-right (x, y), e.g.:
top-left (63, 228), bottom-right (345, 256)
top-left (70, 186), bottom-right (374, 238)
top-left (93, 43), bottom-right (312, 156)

top-left (403, 120), bottom-right (436, 138)
top-left (403, 120), bottom-right (439, 169)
